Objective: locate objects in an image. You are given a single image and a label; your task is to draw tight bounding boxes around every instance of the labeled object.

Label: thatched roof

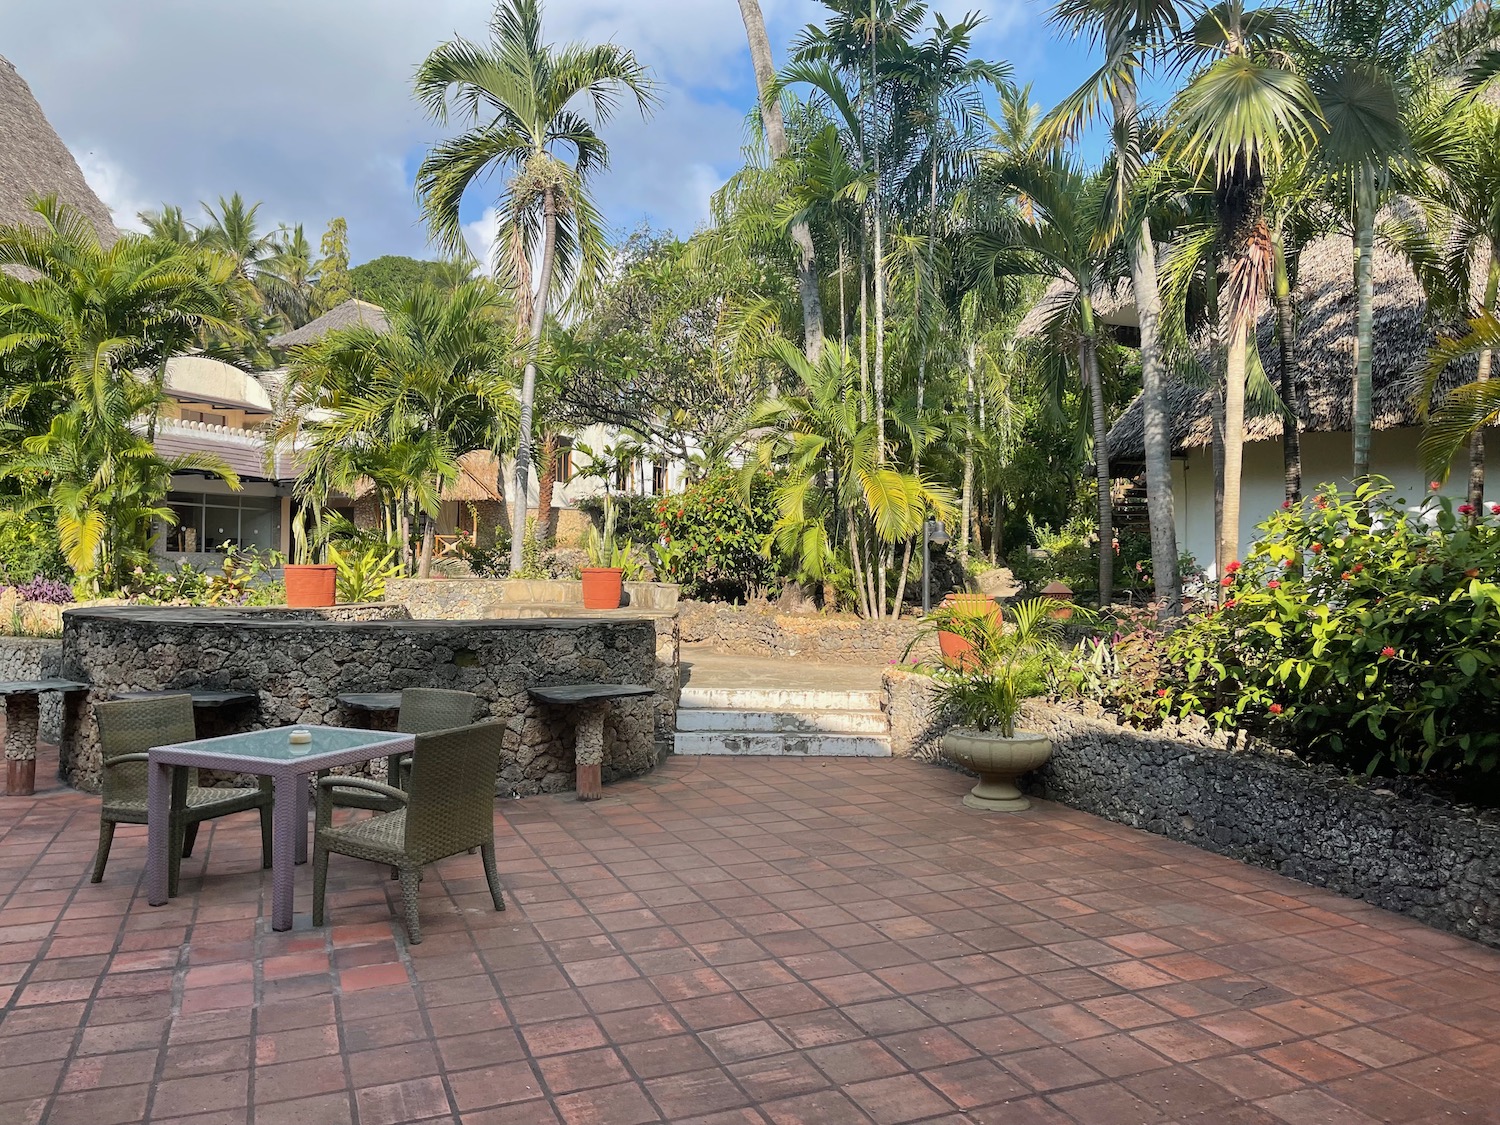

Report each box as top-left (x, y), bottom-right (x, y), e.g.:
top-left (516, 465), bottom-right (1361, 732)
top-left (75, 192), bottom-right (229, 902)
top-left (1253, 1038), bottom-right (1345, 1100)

top-left (268, 298), bottom-right (388, 349)
top-left (1105, 232), bottom-right (1464, 464)
top-left (345, 450), bottom-right (503, 503)
top-left (0, 55), bottom-right (118, 245)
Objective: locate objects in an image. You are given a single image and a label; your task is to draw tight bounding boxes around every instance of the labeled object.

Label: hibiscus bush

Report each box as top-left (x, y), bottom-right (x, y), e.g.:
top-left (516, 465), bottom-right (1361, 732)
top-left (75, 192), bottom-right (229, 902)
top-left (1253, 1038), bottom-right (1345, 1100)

top-left (654, 468), bottom-right (784, 601)
top-left (1161, 478), bottom-right (1500, 778)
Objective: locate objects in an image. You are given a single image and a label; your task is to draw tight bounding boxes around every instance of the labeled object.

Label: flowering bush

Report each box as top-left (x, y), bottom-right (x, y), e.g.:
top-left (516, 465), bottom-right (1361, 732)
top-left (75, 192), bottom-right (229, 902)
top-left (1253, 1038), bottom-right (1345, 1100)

top-left (6, 575), bottom-right (73, 605)
top-left (654, 468), bottom-right (784, 601)
top-left (1162, 478), bottom-right (1500, 777)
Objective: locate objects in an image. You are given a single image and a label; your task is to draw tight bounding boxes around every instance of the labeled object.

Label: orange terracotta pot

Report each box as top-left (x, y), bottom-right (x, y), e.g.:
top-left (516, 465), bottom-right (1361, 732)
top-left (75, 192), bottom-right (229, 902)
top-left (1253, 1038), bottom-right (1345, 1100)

top-left (284, 564), bottom-right (337, 608)
top-left (936, 593), bottom-right (1000, 671)
top-left (580, 567), bottom-right (624, 610)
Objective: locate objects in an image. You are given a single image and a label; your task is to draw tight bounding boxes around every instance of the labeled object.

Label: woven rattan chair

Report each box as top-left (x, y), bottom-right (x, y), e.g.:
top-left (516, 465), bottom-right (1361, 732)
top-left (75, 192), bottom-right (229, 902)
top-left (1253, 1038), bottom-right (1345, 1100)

top-left (92, 695), bottom-right (272, 895)
top-left (333, 688), bottom-right (480, 812)
top-left (312, 720), bottom-right (504, 943)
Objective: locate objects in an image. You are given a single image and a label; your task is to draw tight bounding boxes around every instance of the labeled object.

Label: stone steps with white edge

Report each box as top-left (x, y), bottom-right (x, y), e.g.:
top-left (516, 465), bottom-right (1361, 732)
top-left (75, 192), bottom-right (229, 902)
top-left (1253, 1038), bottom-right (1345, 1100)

top-left (674, 685), bottom-right (890, 757)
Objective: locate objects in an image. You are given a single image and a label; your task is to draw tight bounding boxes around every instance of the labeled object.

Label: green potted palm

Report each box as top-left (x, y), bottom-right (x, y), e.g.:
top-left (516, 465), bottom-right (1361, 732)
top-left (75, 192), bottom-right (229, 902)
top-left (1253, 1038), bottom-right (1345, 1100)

top-left (284, 507), bottom-right (336, 608)
top-left (933, 598), bottom-right (1074, 811)
top-left (580, 498), bottom-right (644, 609)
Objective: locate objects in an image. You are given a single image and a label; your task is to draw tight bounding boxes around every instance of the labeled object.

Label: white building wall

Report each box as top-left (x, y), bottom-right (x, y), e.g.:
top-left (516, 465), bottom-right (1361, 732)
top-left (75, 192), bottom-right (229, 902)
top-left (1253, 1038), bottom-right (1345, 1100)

top-left (1176, 429), bottom-right (1485, 576)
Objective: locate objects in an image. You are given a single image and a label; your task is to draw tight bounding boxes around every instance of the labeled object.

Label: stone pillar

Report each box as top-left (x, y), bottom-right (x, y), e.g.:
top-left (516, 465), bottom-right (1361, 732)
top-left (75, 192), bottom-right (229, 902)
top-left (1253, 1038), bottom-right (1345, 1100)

top-left (573, 702), bottom-right (608, 801)
top-left (5, 694), bottom-right (39, 796)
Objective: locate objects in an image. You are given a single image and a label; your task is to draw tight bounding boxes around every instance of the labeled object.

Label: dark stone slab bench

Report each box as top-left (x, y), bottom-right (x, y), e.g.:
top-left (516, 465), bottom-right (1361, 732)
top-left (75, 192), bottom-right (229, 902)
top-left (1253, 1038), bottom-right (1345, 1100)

top-left (528, 684), bottom-right (654, 800)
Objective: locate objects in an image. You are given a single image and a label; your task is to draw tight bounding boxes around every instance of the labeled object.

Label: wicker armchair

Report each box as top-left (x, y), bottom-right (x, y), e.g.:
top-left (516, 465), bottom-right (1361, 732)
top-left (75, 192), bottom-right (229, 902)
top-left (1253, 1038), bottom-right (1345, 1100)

top-left (312, 720), bottom-right (505, 943)
top-left (334, 688), bottom-right (480, 812)
top-left (92, 695), bottom-right (272, 895)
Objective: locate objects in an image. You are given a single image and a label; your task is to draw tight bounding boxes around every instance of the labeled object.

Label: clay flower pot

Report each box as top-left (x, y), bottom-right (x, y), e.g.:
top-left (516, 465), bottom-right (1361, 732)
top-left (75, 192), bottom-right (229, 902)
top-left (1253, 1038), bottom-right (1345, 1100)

top-left (284, 564), bottom-right (337, 608)
top-left (940, 728), bottom-right (1053, 811)
top-left (937, 594), bottom-right (999, 671)
top-left (580, 567), bottom-right (624, 610)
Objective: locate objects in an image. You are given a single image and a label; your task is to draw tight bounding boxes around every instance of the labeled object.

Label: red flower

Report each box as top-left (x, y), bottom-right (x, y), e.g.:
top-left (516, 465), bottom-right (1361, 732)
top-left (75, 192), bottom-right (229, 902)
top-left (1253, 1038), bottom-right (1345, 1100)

top-left (1353, 563), bottom-right (1364, 573)
top-left (1220, 576), bottom-right (1234, 587)
top-left (1223, 598), bottom-right (1236, 609)
top-left (1459, 503), bottom-right (1475, 515)
top-left (1491, 504), bottom-right (1500, 515)
top-left (1311, 542), bottom-right (1323, 553)
top-left (1281, 558), bottom-right (1293, 568)
top-left (1431, 481), bottom-right (1442, 491)
top-left (1156, 688), bottom-right (1168, 697)
top-left (1342, 572), bottom-right (1352, 581)
top-left (1282, 499), bottom-right (1292, 508)
top-left (1225, 560), bottom-right (1241, 573)
top-left (1269, 703), bottom-right (1284, 715)
top-left (1267, 579), bottom-right (1280, 589)
top-left (1380, 646), bottom-right (1396, 657)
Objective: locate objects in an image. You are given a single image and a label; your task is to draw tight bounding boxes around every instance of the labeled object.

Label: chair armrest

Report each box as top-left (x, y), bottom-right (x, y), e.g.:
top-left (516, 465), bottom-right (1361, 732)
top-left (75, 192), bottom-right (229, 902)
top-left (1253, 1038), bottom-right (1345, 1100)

top-left (315, 776), bottom-right (409, 804)
top-left (104, 753), bottom-right (151, 768)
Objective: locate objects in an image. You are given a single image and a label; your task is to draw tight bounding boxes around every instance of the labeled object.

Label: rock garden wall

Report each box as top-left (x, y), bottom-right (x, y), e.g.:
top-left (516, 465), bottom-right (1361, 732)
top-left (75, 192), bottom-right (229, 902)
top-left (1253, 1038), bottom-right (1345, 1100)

top-left (59, 606), bottom-right (663, 798)
top-left (681, 601), bottom-right (936, 665)
top-left (0, 635), bottom-right (65, 744)
top-left (882, 669), bottom-right (1500, 948)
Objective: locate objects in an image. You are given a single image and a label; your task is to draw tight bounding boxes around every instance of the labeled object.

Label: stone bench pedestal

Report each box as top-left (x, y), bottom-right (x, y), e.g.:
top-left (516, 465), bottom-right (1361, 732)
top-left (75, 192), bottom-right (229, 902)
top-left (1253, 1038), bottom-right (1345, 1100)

top-left (1, 680), bottom-right (89, 795)
top-left (528, 684), bottom-right (655, 801)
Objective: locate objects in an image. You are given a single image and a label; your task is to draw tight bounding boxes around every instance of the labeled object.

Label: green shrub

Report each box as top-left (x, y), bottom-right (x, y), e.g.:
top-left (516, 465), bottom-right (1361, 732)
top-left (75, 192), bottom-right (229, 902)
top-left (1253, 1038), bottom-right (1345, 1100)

top-left (654, 469), bottom-right (783, 601)
top-left (1162, 478), bottom-right (1500, 778)
top-left (0, 510), bottom-right (69, 584)
top-left (577, 494), bottom-right (657, 546)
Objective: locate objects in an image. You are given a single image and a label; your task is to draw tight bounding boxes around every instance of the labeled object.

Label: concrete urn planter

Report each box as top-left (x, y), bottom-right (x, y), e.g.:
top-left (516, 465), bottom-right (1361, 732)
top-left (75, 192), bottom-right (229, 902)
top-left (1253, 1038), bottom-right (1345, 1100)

top-left (941, 728), bottom-right (1053, 811)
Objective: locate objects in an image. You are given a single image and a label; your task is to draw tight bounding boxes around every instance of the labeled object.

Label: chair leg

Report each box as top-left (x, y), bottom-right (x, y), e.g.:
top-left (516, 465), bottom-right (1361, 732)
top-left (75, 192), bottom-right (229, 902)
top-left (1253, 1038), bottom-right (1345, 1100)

top-left (480, 842), bottom-right (505, 912)
top-left (90, 820), bottom-right (116, 884)
top-left (258, 804), bottom-right (273, 870)
top-left (398, 867), bottom-right (423, 944)
top-left (181, 822), bottom-right (200, 859)
top-left (312, 844), bottom-right (329, 927)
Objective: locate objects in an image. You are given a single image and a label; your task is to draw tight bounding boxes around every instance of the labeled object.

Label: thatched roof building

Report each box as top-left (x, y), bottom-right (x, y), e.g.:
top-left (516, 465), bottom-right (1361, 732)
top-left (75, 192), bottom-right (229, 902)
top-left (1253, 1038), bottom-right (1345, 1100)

top-left (1105, 233), bottom-right (1462, 467)
top-left (269, 298), bottom-right (388, 349)
top-left (0, 55), bottom-right (118, 245)
top-left (1015, 278), bottom-right (1138, 340)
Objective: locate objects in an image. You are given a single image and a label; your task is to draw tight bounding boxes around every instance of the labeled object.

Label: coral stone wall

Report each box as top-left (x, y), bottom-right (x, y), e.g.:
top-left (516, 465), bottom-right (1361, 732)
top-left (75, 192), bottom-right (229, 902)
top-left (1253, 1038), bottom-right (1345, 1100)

top-left (59, 606), bottom-right (662, 797)
top-left (680, 602), bottom-right (936, 665)
top-left (881, 670), bottom-right (1500, 948)
top-left (0, 636), bottom-right (65, 744)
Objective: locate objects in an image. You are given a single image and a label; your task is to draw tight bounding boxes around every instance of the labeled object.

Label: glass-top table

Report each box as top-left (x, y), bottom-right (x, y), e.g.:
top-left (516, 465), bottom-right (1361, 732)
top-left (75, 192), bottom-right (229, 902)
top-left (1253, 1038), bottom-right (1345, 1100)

top-left (146, 725), bottom-right (415, 931)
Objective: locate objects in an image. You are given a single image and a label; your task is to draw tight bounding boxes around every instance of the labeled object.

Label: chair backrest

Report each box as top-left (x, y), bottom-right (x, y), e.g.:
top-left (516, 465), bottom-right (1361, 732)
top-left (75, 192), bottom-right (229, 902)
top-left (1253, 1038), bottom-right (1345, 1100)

top-left (403, 720), bottom-right (504, 864)
top-left (93, 695), bottom-right (198, 805)
top-left (397, 688), bottom-right (480, 735)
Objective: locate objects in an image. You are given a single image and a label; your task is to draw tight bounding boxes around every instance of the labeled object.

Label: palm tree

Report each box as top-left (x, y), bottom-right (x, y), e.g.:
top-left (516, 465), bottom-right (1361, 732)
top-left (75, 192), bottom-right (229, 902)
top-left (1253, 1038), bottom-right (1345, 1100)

top-left (277, 283), bottom-right (517, 577)
top-left (1165, 0), bottom-right (1322, 570)
top-left (979, 153), bottom-right (1120, 604)
top-left (414, 0), bottom-right (657, 574)
top-left (257, 224), bottom-right (319, 329)
top-left (750, 338), bottom-right (951, 618)
top-left (1043, 0), bottom-right (1187, 616)
top-left (0, 199), bottom-right (241, 588)
top-left (197, 192), bottom-right (277, 283)
top-left (1307, 0), bottom-right (1464, 481)
top-left (137, 204), bottom-right (196, 247)
top-left (737, 0), bottom-right (826, 361)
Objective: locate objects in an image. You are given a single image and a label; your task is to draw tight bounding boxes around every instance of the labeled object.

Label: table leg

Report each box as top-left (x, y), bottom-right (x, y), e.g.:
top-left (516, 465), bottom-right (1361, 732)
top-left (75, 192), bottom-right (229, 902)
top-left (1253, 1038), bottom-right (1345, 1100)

top-left (574, 702), bottom-right (607, 801)
top-left (147, 758), bottom-right (173, 907)
top-left (4, 694), bottom-right (39, 796)
top-left (271, 774), bottom-right (303, 931)
top-left (294, 774), bottom-right (310, 864)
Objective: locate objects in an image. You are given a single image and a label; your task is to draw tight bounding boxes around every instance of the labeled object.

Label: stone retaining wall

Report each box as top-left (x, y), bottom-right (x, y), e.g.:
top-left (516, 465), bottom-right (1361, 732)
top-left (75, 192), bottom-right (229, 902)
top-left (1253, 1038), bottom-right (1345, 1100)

top-left (681, 602), bottom-right (935, 665)
top-left (881, 669), bottom-right (1500, 947)
top-left (59, 606), bottom-right (663, 797)
top-left (0, 636), bottom-right (65, 745)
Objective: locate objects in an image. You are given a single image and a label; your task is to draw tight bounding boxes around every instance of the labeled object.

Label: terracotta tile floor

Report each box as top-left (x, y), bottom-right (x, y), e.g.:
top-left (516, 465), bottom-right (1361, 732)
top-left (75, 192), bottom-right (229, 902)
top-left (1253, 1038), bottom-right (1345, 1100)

top-left (1, 755), bottom-right (1497, 1125)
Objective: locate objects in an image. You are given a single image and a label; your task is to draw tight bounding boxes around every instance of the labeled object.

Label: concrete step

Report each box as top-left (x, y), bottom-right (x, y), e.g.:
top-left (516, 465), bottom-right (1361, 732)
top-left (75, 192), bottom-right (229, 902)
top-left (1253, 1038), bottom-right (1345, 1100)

top-left (672, 730), bottom-right (892, 757)
top-left (675, 707), bottom-right (888, 734)
top-left (679, 685), bottom-right (883, 712)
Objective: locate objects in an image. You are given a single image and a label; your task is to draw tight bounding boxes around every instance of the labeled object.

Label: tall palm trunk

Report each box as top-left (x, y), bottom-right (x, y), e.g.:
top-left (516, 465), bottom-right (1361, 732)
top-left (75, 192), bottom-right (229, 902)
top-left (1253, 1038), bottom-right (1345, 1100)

top-left (1352, 166), bottom-right (1377, 482)
top-left (737, 0), bottom-right (823, 360)
top-left (1080, 300), bottom-right (1112, 606)
top-left (419, 512), bottom-right (437, 578)
top-left (1111, 86), bottom-right (1180, 617)
top-left (1467, 253), bottom-right (1499, 518)
top-left (960, 342), bottom-right (976, 566)
top-left (1221, 321), bottom-right (1249, 573)
top-left (536, 431), bottom-right (559, 541)
top-left (510, 184), bottom-right (558, 572)
top-left (1272, 232), bottom-right (1303, 504)
top-left (859, 231), bottom-right (870, 420)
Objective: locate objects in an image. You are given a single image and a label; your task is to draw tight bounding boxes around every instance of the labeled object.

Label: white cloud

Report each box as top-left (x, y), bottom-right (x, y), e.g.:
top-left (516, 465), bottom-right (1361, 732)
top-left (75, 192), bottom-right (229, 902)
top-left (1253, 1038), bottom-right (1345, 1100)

top-left (70, 150), bottom-right (151, 234)
top-left (463, 207), bottom-right (504, 274)
top-left (2, 0), bottom-right (1047, 262)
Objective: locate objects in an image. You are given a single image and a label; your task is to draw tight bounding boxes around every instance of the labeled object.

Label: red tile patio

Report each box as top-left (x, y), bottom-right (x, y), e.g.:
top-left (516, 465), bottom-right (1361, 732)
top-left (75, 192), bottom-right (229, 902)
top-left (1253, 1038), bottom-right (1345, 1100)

top-left (0, 755), bottom-right (1497, 1125)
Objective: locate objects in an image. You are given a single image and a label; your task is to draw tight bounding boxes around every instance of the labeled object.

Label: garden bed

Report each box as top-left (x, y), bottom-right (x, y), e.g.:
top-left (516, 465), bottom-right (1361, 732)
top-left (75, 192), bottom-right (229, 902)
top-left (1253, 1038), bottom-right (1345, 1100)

top-left (681, 601), bottom-right (936, 665)
top-left (883, 669), bottom-right (1500, 948)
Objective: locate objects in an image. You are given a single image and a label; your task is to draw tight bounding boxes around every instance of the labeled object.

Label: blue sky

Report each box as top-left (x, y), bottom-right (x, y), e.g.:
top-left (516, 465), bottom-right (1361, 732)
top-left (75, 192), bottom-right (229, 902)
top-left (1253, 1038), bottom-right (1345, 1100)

top-left (1, 0), bottom-right (1113, 269)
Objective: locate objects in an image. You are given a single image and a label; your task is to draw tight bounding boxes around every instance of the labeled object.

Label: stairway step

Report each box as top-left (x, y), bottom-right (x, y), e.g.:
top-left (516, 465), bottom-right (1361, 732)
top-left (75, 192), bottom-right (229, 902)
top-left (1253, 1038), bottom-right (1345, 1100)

top-left (673, 731), bottom-right (892, 758)
top-left (675, 708), bottom-right (887, 734)
top-left (679, 685), bottom-right (882, 712)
